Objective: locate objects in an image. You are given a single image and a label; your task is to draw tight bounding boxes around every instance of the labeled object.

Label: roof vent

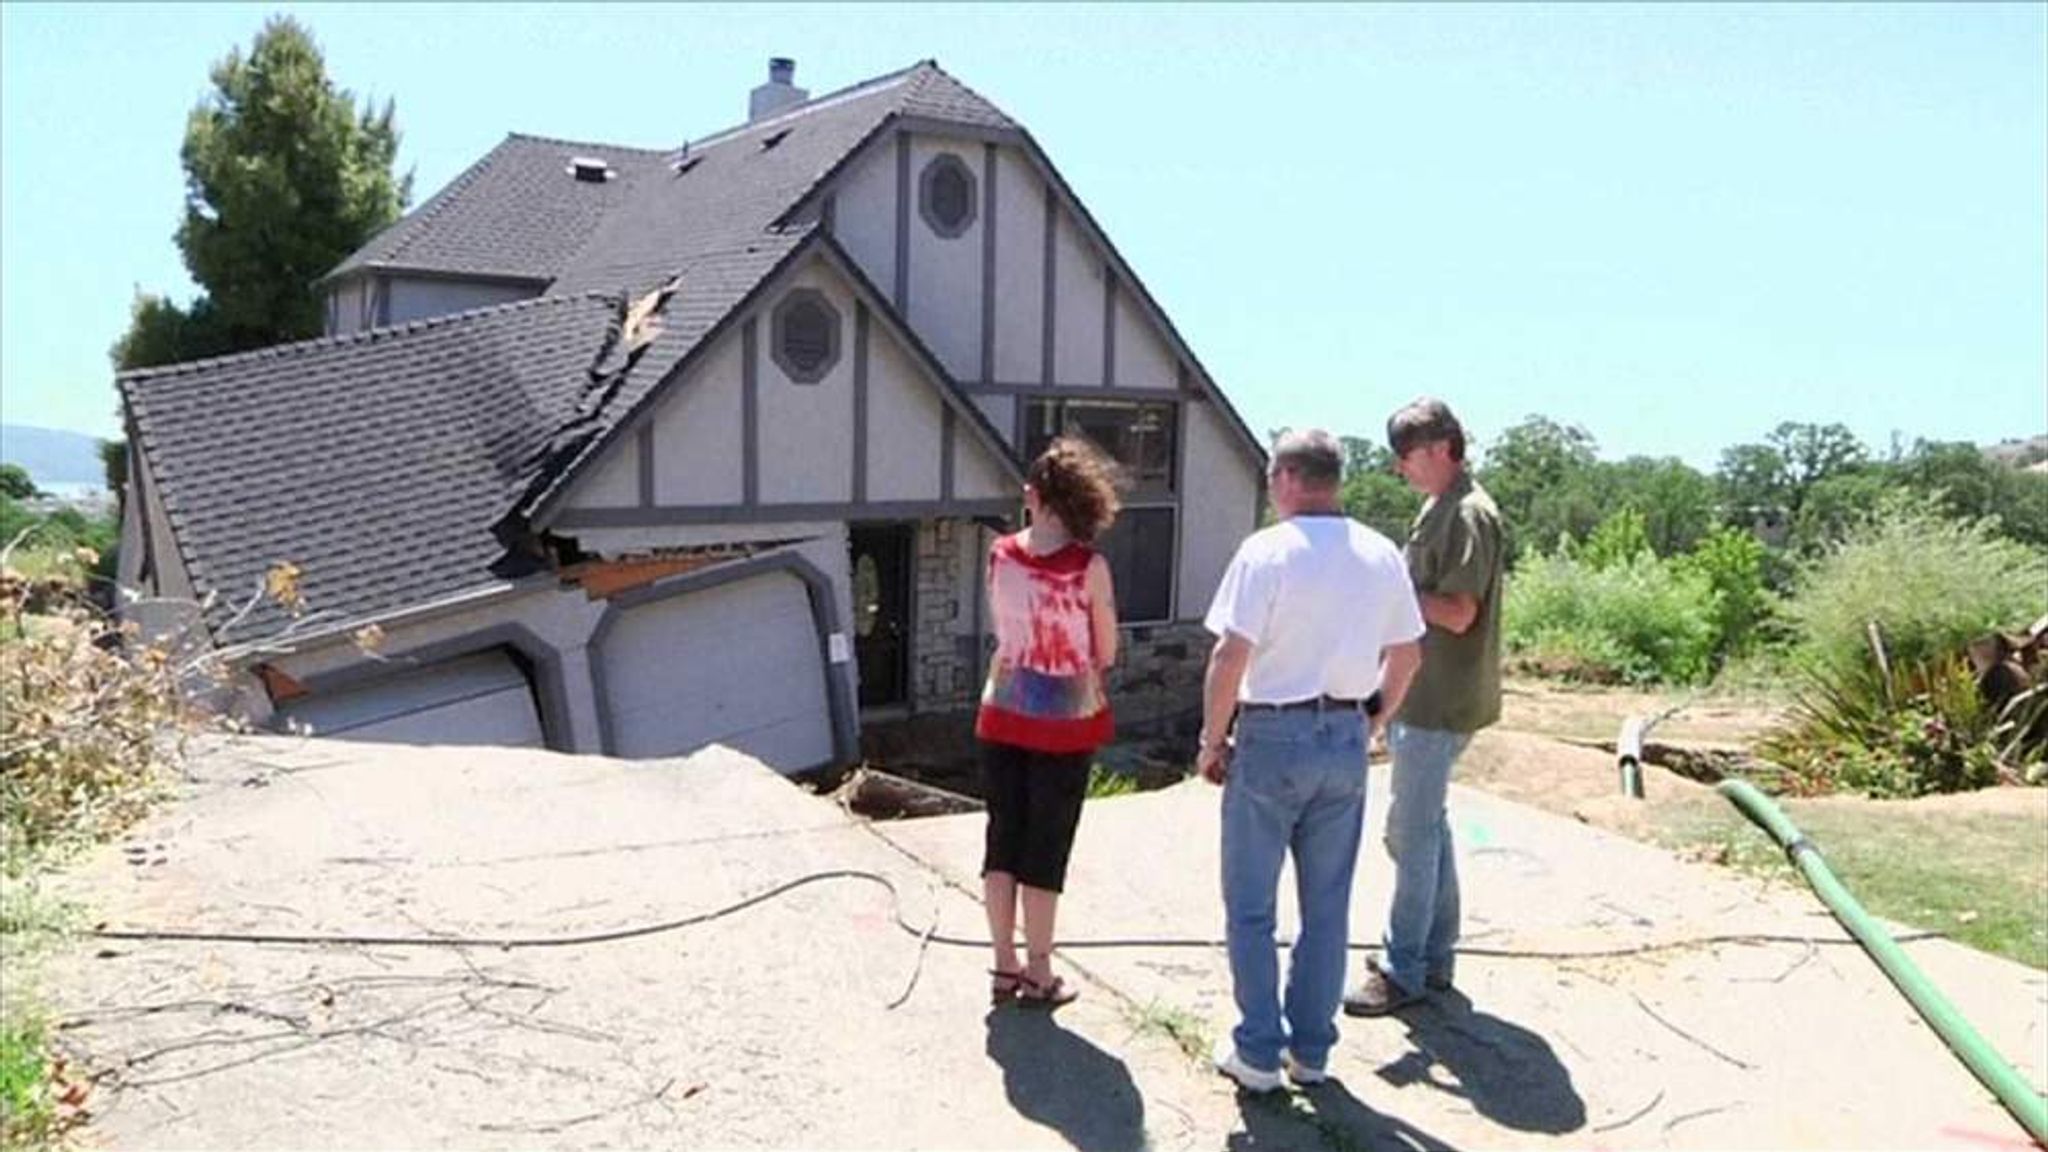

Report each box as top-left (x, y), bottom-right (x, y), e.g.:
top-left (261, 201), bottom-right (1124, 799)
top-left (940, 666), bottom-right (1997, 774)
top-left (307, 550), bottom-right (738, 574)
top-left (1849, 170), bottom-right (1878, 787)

top-left (568, 156), bottom-right (615, 184)
top-left (749, 56), bottom-right (809, 122)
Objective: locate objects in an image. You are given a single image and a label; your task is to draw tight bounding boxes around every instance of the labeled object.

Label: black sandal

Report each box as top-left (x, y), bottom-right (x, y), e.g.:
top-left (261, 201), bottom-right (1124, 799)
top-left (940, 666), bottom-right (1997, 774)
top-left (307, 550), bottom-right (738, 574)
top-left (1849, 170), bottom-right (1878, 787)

top-left (990, 968), bottom-right (1024, 1005)
top-left (1017, 972), bottom-right (1079, 1008)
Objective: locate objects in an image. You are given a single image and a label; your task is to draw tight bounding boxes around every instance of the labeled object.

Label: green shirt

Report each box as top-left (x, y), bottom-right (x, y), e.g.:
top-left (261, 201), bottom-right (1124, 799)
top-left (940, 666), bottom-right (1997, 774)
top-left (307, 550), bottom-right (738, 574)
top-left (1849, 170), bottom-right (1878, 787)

top-left (1397, 472), bottom-right (1504, 733)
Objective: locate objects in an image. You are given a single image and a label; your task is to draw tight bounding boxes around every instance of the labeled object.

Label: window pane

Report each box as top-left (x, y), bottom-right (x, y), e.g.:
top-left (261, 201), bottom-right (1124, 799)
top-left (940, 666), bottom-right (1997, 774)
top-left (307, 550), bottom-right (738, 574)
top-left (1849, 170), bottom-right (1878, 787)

top-left (933, 167), bottom-right (970, 228)
top-left (1097, 507), bottom-right (1174, 622)
top-left (786, 303), bottom-right (832, 371)
top-left (1019, 399), bottom-right (1176, 496)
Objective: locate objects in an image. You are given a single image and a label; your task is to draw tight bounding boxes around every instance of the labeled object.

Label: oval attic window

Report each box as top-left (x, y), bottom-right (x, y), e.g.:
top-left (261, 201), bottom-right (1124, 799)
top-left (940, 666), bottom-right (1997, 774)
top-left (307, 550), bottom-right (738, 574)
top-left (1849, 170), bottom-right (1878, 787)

top-left (919, 153), bottom-right (977, 239)
top-left (771, 289), bottom-right (841, 384)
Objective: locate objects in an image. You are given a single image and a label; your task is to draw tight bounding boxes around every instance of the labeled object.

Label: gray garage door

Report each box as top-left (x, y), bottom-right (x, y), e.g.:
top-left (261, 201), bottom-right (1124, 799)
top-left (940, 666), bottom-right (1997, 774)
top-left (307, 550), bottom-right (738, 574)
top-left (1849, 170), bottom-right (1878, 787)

top-left (597, 571), bottom-right (832, 771)
top-left (277, 649), bottom-right (546, 748)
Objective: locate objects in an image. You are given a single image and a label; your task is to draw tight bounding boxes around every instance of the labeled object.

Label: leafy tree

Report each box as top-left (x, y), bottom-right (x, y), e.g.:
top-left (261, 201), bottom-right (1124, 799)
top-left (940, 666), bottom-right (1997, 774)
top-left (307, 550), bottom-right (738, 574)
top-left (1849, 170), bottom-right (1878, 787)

top-left (112, 16), bottom-right (409, 369)
top-left (98, 440), bottom-right (127, 497)
top-left (1789, 468), bottom-right (1898, 554)
top-left (0, 464), bottom-right (38, 501)
top-left (1478, 416), bottom-right (1600, 560)
top-left (1769, 421), bottom-right (1868, 502)
top-left (1715, 441), bottom-right (1790, 528)
top-left (1893, 440), bottom-right (2048, 549)
top-left (1603, 455), bottom-right (1716, 557)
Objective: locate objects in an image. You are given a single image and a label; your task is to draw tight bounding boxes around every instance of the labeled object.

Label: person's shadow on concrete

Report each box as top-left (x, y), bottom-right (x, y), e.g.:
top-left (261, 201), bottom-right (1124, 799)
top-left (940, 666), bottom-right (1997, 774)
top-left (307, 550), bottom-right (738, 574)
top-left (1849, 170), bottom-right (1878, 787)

top-left (984, 1008), bottom-right (1146, 1152)
top-left (1228, 1077), bottom-right (1458, 1151)
top-left (1374, 988), bottom-right (1586, 1135)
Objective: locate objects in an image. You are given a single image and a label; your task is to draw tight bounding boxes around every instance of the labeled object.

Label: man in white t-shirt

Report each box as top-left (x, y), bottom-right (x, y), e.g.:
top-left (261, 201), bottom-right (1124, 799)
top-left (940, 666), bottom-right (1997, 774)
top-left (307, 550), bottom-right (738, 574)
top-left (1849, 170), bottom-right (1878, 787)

top-left (1198, 429), bottom-right (1425, 1092)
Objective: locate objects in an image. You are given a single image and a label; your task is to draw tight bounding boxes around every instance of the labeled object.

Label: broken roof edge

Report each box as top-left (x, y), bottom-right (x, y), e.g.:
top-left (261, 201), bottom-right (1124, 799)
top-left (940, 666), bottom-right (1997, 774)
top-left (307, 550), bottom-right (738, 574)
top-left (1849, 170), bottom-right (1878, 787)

top-left (511, 230), bottom-right (824, 532)
top-left (115, 291), bottom-right (620, 387)
top-left (214, 574), bottom-right (547, 669)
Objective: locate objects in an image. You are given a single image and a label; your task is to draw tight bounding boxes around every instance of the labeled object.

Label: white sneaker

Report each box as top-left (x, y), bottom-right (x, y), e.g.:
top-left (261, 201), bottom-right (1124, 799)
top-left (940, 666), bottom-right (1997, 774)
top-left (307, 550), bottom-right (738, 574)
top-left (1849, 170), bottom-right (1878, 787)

top-left (1283, 1050), bottom-right (1328, 1085)
top-left (1212, 1038), bottom-right (1285, 1093)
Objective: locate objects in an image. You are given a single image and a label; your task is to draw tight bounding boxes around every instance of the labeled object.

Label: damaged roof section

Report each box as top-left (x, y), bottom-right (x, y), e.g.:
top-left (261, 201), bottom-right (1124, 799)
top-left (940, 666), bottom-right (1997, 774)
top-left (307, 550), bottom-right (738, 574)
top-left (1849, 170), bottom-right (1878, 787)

top-left (119, 294), bottom-right (624, 642)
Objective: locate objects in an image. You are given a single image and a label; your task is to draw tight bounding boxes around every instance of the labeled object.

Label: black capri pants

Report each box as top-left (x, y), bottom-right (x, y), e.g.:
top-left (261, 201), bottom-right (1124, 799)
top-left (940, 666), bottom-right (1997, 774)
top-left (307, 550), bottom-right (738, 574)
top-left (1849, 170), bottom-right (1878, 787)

top-left (979, 739), bottom-right (1091, 893)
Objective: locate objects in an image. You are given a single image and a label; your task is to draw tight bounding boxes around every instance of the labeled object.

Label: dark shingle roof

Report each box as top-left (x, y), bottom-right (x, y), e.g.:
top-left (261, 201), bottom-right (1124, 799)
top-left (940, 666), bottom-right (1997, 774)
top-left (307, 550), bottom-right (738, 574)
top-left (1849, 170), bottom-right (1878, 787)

top-left (326, 134), bottom-right (673, 283)
top-left (126, 63), bottom-right (1036, 644)
top-left (120, 295), bottom-right (622, 641)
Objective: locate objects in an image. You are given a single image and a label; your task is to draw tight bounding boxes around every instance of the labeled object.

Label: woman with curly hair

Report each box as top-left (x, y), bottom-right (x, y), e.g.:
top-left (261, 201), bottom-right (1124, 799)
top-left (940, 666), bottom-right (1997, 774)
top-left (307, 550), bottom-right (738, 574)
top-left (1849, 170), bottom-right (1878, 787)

top-left (976, 436), bottom-right (1121, 1008)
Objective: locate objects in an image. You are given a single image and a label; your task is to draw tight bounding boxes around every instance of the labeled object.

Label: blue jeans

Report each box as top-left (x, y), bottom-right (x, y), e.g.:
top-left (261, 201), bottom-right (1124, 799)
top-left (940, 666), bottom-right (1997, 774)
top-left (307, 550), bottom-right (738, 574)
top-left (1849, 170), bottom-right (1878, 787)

top-left (1380, 722), bottom-right (1473, 995)
top-left (1221, 708), bottom-right (1369, 1072)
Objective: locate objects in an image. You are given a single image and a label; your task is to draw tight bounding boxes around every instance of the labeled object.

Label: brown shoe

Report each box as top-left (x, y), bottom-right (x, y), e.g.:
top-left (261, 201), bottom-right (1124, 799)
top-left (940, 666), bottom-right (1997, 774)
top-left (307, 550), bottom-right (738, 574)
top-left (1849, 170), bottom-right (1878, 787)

top-left (1343, 966), bottom-right (1423, 1017)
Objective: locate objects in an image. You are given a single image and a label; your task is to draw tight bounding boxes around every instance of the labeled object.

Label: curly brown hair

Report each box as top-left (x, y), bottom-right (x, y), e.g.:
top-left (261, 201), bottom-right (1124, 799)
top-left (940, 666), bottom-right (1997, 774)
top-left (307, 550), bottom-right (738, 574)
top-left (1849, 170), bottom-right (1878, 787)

top-left (1028, 436), bottom-right (1122, 543)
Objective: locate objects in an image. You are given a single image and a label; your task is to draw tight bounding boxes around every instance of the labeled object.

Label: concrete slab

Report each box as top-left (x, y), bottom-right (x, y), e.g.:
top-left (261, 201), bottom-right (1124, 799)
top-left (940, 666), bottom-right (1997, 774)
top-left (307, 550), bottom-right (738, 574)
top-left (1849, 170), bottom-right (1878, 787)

top-left (882, 777), bottom-right (2048, 1150)
top-left (36, 736), bottom-right (2047, 1150)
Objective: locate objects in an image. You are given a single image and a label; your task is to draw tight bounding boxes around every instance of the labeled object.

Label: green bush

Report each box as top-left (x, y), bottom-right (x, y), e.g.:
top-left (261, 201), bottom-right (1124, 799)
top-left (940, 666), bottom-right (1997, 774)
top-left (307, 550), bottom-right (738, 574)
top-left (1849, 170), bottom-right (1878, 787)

top-left (1504, 550), bottom-right (1721, 685)
top-left (1675, 526), bottom-right (1774, 659)
top-left (1783, 497), bottom-right (2047, 675)
top-left (1577, 508), bottom-right (1654, 571)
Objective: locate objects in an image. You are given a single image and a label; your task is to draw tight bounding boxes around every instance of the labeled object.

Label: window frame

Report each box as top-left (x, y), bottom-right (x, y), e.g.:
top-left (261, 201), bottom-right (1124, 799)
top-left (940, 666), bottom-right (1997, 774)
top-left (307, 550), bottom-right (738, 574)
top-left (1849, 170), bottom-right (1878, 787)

top-left (769, 288), bottom-right (843, 384)
top-left (917, 152), bottom-right (978, 240)
top-left (1021, 396), bottom-right (1178, 500)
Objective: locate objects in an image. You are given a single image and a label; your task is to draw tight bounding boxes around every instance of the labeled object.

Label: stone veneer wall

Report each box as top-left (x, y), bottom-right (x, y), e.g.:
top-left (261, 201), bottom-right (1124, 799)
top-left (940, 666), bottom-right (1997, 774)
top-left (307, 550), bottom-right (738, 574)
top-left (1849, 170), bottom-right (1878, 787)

top-left (1102, 621), bottom-right (1210, 740)
top-left (913, 518), bottom-right (979, 710)
top-left (910, 513), bottom-right (1209, 741)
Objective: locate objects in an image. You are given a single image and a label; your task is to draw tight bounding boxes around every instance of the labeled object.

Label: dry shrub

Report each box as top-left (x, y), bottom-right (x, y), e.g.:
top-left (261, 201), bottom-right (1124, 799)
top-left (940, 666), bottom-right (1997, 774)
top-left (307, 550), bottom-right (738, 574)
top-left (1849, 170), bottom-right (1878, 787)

top-left (0, 597), bottom-right (201, 869)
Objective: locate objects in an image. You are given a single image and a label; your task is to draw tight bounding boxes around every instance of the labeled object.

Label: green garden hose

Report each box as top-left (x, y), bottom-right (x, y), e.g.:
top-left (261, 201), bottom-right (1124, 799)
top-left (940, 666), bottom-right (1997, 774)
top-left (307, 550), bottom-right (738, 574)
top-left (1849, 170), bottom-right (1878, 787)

top-left (1716, 778), bottom-right (2048, 1145)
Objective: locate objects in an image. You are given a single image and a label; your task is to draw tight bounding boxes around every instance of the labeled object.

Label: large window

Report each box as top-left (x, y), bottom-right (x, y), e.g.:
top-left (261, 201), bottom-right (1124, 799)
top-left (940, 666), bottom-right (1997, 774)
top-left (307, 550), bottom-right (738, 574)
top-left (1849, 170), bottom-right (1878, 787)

top-left (1022, 399), bottom-right (1176, 497)
top-left (1096, 507), bottom-right (1175, 623)
top-left (1022, 398), bottom-right (1178, 623)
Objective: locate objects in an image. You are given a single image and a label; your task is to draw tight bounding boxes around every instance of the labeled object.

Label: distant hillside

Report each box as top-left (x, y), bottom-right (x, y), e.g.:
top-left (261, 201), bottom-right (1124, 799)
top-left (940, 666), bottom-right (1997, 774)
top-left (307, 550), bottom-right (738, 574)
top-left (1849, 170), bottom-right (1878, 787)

top-left (0, 424), bottom-right (109, 492)
top-left (1984, 434), bottom-right (2048, 470)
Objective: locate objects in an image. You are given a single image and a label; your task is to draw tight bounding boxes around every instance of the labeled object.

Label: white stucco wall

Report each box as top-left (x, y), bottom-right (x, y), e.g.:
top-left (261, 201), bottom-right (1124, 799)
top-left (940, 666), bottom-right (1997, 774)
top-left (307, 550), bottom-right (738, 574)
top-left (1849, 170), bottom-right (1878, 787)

top-left (1176, 400), bottom-right (1261, 622)
top-left (1050, 212), bottom-right (1106, 387)
top-left (384, 277), bottom-right (538, 326)
top-left (990, 147), bottom-right (1047, 386)
top-left (972, 393), bottom-right (1015, 444)
top-left (904, 137), bottom-right (985, 382)
top-left (324, 277), bottom-right (378, 336)
top-left (865, 330), bottom-right (945, 502)
top-left (834, 138), bottom-right (896, 300)
top-left (758, 268), bottom-right (856, 505)
top-left (651, 333), bottom-right (745, 505)
top-left (117, 443), bottom-right (203, 647)
top-left (1113, 293), bottom-right (1180, 391)
top-left (569, 436), bottom-right (641, 510)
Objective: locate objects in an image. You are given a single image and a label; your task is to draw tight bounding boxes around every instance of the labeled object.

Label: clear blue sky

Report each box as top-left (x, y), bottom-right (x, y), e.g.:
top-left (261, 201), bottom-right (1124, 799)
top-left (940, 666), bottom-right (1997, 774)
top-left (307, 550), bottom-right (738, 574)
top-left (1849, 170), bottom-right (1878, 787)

top-left (3, 2), bottom-right (2043, 469)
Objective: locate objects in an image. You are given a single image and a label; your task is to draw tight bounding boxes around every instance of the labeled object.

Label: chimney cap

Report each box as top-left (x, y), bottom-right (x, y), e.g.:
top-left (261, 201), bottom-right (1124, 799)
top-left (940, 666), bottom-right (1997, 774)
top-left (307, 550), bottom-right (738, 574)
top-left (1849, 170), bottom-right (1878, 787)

top-left (769, 57), bottom-right (796, 82)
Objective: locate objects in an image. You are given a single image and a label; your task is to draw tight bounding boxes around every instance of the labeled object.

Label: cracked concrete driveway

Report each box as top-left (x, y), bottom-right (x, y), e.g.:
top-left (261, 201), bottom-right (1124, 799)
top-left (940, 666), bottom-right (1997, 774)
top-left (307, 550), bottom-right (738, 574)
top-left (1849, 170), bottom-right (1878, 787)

top-left (38, 736), bottom-right (2048, 1150)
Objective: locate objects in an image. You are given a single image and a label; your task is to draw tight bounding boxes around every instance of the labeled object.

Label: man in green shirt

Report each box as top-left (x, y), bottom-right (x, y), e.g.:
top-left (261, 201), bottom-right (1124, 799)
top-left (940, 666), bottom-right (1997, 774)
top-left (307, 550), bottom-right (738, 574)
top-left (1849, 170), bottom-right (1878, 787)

top-left (1345, 398), bottom-right (1505, 1015)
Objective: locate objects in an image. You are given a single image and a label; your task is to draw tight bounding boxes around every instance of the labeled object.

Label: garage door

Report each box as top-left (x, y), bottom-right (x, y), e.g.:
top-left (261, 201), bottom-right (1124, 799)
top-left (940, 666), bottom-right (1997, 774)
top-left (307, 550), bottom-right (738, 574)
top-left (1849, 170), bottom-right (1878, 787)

top-left (277, 649), bottom-right (546, 748)
top-left (597, 571), bottom-right (832, 771)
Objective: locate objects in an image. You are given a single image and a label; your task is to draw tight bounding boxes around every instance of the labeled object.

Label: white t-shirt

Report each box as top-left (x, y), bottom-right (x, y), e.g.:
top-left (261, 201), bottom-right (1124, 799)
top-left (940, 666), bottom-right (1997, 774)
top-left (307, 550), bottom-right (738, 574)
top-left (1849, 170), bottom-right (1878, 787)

top-left (1203, 514), bottom-right (1426, 704)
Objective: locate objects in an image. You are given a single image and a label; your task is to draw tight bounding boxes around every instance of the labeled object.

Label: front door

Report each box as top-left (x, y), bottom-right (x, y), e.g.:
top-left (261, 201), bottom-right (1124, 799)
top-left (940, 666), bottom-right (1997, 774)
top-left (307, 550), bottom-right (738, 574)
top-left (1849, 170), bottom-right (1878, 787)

top-left (849, 524), bottom-right (914, 708)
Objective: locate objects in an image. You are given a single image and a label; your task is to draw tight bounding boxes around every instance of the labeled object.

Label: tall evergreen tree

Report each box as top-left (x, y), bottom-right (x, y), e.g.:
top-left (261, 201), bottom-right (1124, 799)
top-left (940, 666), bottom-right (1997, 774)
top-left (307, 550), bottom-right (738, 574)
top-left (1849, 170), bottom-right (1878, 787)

top-left (112, 16), bottom-right (409, 370)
